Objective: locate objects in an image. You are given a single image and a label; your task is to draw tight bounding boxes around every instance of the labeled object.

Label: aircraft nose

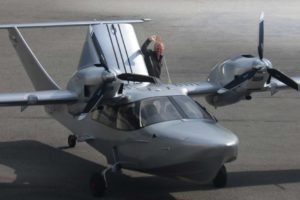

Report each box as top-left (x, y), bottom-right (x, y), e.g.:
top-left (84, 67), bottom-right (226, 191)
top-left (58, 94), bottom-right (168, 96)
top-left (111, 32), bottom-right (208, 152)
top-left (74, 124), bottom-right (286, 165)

top-left (218, 133), bottom-right (239, 162)
top-left (183, 123), bottom-right (239, 162)
top-left (145, 120), bottom-right (239, 163)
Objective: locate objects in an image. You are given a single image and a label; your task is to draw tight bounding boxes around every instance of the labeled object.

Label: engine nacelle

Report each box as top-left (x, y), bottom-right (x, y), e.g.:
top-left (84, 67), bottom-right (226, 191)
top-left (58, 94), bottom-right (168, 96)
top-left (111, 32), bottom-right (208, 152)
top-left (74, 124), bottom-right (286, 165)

top-left (205, 55), bottom-right (270, 107)
top-left (66, 66), bottom-right (115, 115)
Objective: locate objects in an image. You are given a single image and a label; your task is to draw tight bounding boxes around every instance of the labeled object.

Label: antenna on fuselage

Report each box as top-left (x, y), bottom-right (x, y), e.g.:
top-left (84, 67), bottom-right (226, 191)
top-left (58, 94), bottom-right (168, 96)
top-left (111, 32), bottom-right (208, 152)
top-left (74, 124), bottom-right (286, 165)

top-left (163, 57), bottom-right (172, 84)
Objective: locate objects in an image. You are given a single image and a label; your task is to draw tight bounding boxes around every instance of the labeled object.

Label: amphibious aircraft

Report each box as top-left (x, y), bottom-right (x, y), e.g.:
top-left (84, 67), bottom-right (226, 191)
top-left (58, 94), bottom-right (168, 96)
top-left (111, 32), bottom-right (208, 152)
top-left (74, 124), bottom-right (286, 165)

top-left (0, 13), bottom-right (298, 197)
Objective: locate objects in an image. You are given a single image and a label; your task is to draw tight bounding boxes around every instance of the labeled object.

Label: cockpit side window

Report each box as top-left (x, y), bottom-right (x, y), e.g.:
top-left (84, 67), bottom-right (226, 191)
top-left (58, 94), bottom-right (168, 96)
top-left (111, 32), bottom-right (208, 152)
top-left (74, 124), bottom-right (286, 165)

top-left (92, 105), bottom-right (118, 128)
top-left (92, 103), bottom-right (140, 130)
top-left (116, 103), bottom-right (140, 130)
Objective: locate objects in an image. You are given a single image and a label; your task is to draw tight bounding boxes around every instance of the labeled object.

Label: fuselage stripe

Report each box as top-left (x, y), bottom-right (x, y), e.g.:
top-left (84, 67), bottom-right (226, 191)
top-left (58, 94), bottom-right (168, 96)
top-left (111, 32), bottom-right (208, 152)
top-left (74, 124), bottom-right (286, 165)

top-left (106, 24), bottom-right (120, 70)
top-left (118, 24), bottom-right (133, 73)
top-left (112, 24), bottom-right (127, 74)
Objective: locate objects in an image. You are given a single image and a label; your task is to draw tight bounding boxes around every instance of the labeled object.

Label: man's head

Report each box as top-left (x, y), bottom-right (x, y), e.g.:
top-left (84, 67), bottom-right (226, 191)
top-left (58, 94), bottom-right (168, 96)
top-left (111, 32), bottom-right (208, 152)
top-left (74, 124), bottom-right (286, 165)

top-left (154, 42), bottom-right (165, 58)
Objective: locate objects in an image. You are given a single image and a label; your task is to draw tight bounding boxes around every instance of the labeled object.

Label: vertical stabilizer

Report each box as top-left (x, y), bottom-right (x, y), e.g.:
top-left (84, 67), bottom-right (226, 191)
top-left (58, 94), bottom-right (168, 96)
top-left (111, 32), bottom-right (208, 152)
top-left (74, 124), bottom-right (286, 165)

top-left (8, 27), bottom-right (60, 90)
top-left (78, 26), bottom-right (101, 69)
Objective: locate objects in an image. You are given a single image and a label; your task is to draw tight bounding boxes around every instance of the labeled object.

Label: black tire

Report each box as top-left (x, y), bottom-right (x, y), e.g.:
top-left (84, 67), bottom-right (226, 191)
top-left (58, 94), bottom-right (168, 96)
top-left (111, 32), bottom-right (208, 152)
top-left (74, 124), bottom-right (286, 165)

top-left (68, 135), bottom-right (77, 148)
top-left (90, 173), bottom-right (106, 197)
top-left (212, 165), bottom-right (227, 188)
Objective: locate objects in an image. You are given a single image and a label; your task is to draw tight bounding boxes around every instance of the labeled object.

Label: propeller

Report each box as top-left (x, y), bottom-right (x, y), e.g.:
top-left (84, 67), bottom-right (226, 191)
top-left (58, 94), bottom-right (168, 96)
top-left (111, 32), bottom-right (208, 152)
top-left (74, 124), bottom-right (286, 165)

top-left (258, 12), bottom-right (264, 60)
top-left (258, 12), bottom-right (298, 90)
top-left (267, 68), bottom-right (299, 90)
top-left (220, 69), bottom-right (258, 93)
top-left (77, 72), bottom-right (157, 120)
top-left (77, 84), bottom-right (107, 120)
top-left (219, 12), bottom-right (299, 93)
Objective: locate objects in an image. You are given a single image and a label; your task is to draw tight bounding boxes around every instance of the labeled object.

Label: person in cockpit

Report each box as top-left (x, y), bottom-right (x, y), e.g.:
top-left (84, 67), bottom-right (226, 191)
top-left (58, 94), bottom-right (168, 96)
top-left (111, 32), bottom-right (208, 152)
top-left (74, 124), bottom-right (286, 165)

top-left (141, 35), bottom-right (165, 78)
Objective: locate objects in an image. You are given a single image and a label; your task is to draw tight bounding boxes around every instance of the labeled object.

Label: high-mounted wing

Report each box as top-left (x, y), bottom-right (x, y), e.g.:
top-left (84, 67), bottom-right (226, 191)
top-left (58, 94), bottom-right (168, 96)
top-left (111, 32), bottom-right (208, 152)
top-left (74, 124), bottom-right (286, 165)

top-left (175, 81), bottom-right (220, 96)
top-left (0, 90), bottom-right (78, 106)
top-left (174, 77), bottom-right (300, 98)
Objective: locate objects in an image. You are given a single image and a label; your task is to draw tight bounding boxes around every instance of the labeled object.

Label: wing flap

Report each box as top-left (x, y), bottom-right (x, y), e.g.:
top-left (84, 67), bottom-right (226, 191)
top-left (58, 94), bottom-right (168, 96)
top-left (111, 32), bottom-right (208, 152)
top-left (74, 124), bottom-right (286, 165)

top-left (0, 90), bottom-right (78, 106)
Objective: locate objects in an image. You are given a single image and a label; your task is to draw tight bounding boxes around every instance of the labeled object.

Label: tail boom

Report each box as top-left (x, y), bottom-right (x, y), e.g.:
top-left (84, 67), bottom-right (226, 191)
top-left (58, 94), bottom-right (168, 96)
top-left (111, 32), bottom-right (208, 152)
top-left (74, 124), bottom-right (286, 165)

top-left (8, 27), bottom-right (59, 90)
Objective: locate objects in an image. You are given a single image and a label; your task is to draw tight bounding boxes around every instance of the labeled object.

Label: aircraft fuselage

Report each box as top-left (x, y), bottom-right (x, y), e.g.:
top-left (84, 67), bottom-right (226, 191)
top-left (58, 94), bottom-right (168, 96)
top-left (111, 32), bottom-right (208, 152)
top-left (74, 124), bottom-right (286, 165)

top-left (46, 84), bottom-right (239, 183)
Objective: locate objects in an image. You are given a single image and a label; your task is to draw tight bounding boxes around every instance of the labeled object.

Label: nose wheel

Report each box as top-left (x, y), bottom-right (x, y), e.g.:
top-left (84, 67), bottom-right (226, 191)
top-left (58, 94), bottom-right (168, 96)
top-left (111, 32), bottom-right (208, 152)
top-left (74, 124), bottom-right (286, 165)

top-left (68, 135), bottom-right (77, 148)
top-left (212, 165), bottom-right (227, 188)
top-left (90, 172), bottom-right (107, 197)
top-left (89, 163), bottom-right (121, 197)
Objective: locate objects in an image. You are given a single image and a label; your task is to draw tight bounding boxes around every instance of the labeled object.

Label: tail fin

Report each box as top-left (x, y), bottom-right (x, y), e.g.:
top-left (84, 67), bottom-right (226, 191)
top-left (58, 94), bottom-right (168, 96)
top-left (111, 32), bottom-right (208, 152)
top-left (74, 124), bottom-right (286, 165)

top-left (8, 27), bottom-right (59, 90)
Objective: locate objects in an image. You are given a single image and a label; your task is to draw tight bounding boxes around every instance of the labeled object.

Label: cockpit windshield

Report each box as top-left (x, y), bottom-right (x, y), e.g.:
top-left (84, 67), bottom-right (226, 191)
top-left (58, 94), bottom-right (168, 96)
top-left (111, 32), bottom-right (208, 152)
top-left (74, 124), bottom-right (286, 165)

top-left (140, 96), bottom-right (182, 127)
top-left (92, 95), bottom-right (215, 130)
top-left (172, 96), bottom-right (213, 120)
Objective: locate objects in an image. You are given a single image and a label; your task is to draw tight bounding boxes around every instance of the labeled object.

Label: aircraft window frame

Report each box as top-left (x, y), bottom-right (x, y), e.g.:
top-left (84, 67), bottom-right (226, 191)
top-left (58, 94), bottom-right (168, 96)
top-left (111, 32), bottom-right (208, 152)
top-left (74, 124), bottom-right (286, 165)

top-left (92, 103), bottom-right (141, 131)
top-left (91, 104), bottom-right (118, 128)
top-left (92, 95), bottom-right (216, 130)
top-left (116, 102), bottom-right (140, 130)
top-left (193, 100), bottom-right (216, 122)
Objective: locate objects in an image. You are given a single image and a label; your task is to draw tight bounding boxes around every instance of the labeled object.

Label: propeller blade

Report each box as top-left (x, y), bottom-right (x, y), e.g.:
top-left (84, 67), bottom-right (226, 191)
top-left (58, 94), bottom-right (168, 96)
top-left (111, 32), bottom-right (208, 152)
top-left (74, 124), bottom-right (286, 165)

top-left (266, 74), bottom-right (272, 84)
top-left (77, 73), bottom-right (156, 120)
top-left (223, 69), bottom-right (257, 90)
top-left (258, 12), bottom-right (264, 60)
top-left (117, 73), bottom-right (156, 83)
top-left (77, 85), bottom-right (105, 120)
top-left (267, 68), bottom-right (299, 90)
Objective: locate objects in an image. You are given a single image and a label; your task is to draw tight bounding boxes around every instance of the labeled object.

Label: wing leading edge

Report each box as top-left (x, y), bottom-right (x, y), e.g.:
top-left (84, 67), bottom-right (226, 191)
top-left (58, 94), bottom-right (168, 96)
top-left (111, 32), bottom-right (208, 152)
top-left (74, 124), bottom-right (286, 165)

top-left (174, 76), bottom-right (300, 97)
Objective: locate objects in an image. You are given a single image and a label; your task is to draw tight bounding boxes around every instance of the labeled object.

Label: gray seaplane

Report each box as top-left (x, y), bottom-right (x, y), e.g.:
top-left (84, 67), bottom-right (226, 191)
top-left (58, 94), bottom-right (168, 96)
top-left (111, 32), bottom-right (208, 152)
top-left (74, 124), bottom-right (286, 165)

top-left (0, 13), bottom-right (299, 196)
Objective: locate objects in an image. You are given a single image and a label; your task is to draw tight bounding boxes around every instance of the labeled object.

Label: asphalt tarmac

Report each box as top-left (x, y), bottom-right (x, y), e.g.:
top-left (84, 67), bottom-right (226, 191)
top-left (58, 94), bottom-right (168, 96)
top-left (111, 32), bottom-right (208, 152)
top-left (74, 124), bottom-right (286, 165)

top-left (1, 0), bottom-right (300, 199)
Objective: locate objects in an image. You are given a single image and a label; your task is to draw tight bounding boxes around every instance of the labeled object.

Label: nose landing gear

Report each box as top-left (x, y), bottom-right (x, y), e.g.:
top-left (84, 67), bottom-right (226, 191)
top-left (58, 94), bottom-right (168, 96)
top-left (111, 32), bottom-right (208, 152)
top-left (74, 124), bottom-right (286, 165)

top-left (90, 172), bottom-right (107, 197)
top-left (212, 165), bottom-right (227, 188)
top-left (89, 163), bottom-right (122, 197)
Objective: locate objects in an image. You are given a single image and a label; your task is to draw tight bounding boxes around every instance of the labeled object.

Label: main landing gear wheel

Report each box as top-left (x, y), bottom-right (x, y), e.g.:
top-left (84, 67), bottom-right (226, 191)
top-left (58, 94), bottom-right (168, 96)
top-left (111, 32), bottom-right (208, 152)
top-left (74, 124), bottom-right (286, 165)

top-left (68, 135), bottom-right (77, 148)
top-left (212, 165), bottom-right (227, 188)
top-left (90, 172), bottom-right (107, 197)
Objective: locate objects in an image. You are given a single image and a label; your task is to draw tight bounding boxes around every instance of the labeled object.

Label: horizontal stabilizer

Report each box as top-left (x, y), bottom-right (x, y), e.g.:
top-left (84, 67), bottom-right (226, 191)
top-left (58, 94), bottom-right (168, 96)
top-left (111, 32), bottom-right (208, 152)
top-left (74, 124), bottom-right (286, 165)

top-left (0, 19), bottom-right (151, 29)
top-left (0, 90), bottom-right (78, 106)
